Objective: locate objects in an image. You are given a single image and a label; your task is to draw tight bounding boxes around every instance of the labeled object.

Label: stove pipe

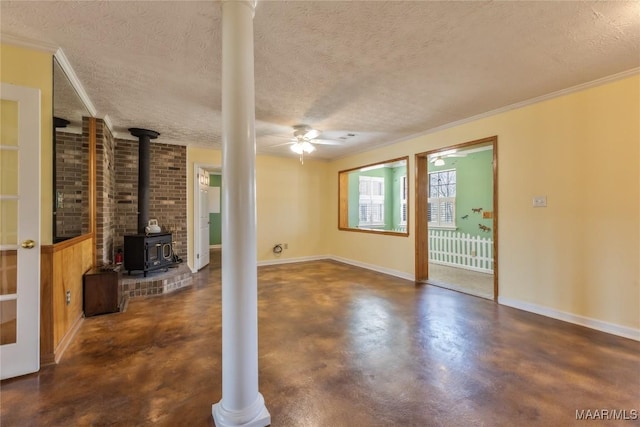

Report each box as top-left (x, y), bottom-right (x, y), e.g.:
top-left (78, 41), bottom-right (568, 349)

top-left (128, 128), bottom-right (160, 234)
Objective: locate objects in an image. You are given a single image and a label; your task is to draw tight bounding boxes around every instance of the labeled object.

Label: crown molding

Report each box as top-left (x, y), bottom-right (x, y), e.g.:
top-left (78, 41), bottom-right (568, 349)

top-left (0, 32), bottom-right (58, 53)
top-left (335, 67), bottom-right (640, 160)
top-left (414, 67), bottom-right (640, 139)
top-left (54, 48), bottom-right (97, 118)
top-left (1, 33), bottom-right (105, 133)
top-left (102, 114), bottom-right (114, 134)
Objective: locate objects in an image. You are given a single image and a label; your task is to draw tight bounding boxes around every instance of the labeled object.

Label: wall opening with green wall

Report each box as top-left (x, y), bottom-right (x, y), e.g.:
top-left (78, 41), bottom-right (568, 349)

top-left (347, 164), bottom-right (407, 231)
top-left (209, 173), bottom-right (222, 246)
top-left (428, 148), bottom-right (493, 238)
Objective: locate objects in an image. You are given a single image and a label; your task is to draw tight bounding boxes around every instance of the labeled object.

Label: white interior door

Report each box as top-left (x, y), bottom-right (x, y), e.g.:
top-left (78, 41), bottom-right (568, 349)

top-left (0, 83), bottom-right (41, 380)
top-left (196, 168), bottom-right (210, 270)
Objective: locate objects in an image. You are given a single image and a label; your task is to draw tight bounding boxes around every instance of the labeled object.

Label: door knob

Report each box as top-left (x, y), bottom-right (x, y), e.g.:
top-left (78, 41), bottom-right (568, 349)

top-left (21, 239), bottom-right (35, 249)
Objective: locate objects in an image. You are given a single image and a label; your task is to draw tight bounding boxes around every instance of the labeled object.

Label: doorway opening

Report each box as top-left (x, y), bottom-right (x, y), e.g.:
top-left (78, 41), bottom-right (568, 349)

top-left (193, 164), bottom-right (221, 272)
top-left (415, 136), bottom-right (498, 300)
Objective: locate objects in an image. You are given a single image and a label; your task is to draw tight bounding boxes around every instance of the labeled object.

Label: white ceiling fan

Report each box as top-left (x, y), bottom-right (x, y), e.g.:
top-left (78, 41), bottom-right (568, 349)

top-left (429, 149), bottom-right (467, 166)
top-left (285, 124), bottom-right (341, 164)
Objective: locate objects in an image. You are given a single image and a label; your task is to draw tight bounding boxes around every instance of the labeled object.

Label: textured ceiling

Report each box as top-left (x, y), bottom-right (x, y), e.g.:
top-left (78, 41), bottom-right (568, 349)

top-left (2, 1), bottom-right (639, 160)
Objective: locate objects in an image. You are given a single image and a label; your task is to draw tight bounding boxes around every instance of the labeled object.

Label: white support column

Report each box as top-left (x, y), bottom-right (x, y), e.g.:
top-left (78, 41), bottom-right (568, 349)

top-left (212, 1), bottom-right (270, 427)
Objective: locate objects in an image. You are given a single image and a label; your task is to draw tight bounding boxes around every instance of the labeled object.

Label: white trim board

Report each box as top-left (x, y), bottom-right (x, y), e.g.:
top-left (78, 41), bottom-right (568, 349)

top-left (190, 251), bottom-right (639, 342)
top-left (328, 255), bottom-right (415, 282)
top-left (1, 32), bottom-right (58, 53)
top-left (258, 255), bottom-right (414, 283)
top-left (258, 255), bottom-right (328, 267)
top-left (498, 296), bottom-right (640, 342)
top-left (54, 48), bottom-right (97, 117)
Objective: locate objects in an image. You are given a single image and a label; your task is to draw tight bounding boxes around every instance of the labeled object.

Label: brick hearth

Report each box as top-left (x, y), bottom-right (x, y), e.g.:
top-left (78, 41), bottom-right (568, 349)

top-left (119, 263), bottom-right (192, 298)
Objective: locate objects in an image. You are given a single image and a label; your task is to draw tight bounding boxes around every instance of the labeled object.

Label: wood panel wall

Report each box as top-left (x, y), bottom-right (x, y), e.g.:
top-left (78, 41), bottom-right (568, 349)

top-left (40, 246), bottom-right (54, 365)
top-left (40, 235), bottom-right (93, 365)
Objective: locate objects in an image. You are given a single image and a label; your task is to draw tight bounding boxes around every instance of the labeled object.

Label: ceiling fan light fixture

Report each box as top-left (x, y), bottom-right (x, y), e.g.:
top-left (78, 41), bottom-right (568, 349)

top-left (290, 140), bottom-right (316, 155)
top-left (439, 149), bottom-right (457, 157)
top-left (303, 129), bottom-right (320, 140)
top-left (301, 140), bottom-right (315, 153)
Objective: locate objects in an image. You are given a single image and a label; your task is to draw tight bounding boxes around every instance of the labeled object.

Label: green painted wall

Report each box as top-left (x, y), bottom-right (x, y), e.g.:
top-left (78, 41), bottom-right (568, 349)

top-left (209, 174), bottom-right (222, 245)
top-left (428, 149), bottom-right (493, 237)
top-left (347, 165), bottom-right (407, 230)
top-left (391, 165), bottom-right (407, 230)
top-left (348, 171), bottom-right (360, 228)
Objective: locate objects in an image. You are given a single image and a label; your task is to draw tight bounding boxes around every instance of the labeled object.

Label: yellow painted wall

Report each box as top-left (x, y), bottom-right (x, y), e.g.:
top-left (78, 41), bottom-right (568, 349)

top-left (186, 146), bottom-right (330, 271)
top-left (0, 44), bottom-right (53, 245)
top-left (327, 74), bottom-right (640, 331)
top-left (256, 155), bottom-right (329, 261)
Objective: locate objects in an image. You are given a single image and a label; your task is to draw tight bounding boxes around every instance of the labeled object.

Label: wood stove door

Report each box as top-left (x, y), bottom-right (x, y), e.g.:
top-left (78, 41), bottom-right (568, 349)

top-left (146, 240), bottom-right (161, 268)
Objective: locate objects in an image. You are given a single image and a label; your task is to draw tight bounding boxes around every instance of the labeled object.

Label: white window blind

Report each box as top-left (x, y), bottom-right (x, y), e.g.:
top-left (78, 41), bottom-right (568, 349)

top-left (359, 176), bottom-right (385, 226)
top-left (428, 169), bottom-right (456, 228)
top-left (400, 175), bottom-right (407, 224)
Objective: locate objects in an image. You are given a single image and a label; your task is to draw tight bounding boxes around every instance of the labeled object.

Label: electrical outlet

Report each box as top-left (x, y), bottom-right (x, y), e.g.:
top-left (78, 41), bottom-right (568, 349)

top-left (284, 243), bottom-right (288, 249)
top-left (533, 196), bottom-right (547, 207)
top-left (66, 290), bottom-right (71, 306)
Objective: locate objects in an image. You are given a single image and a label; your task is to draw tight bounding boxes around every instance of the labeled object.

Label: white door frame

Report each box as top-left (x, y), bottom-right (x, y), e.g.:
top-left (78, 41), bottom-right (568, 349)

top-left (193, 163), bottom-right (220, 272)
top-left (0, 83), bottom-right (41, 380)
top-left (208, 172), bottom-right (222, 249)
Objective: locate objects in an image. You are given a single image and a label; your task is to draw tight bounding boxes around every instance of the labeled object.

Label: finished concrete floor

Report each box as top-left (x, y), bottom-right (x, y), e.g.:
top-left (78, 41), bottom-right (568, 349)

top-left (1, 259), bottom-right (638, 425)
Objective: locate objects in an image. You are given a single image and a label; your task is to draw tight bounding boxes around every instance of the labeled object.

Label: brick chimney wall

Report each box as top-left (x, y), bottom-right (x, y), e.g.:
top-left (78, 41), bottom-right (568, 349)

top-left (112, 139), bottom-right (187, 260)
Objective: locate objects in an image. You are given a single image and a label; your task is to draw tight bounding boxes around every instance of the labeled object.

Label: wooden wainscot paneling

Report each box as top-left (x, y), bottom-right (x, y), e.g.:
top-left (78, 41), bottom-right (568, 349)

top-left (40, 245), bottom-right (55, 365)
top-left (49, 235), bottom-right (94, 363)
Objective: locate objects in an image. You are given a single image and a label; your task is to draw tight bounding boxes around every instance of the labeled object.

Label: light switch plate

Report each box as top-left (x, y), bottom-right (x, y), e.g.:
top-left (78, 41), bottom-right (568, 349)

top-left (533, 196), bottom-right (547, 207)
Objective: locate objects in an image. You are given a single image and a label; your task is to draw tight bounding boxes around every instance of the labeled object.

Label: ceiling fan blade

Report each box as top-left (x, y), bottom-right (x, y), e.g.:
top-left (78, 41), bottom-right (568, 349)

top-left (311, 139), bottom-right (341, 146)
top-left (271, 140), bottom-right (296, 148)
top-left (304, 128), bottom-right (320, 140)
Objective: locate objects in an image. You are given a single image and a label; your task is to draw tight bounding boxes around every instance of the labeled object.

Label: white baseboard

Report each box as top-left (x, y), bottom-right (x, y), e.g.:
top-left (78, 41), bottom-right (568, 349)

top-left (498, 296), bottom-right (640, 342)
top-left (209, 244), bottom-right (221, 249)
top-left (258, 253), bottom-right (415, 282)
top-left (258, 255), bottom-right (328, 267)
top-left (328, 255), bottom-right (415, 282)
top-left (190, 252), bottom-right (639, 341)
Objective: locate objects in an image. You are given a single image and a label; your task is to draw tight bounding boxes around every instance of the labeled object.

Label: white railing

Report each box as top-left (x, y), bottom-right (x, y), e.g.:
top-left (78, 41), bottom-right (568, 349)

top-left (429, 229), bottom-right (494, 273)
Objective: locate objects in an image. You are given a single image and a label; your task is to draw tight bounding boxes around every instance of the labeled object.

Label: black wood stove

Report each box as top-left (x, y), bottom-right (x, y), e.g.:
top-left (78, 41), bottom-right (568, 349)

top-left (124, 232), bottom-right (173, 277)
top-left (122, 127), bottom-right (174, 277)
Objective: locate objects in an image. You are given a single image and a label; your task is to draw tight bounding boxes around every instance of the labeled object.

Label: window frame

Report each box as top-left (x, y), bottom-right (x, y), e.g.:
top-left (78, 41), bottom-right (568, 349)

top-left (337, 156), bottom-right (409, 237)
top-left (427, 169), bottom-right (457, 229)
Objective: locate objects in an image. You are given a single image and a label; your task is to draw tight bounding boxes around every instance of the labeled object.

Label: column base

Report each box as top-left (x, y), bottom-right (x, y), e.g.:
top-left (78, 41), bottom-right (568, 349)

top-left (212, 393), bottom-right (271, 427)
